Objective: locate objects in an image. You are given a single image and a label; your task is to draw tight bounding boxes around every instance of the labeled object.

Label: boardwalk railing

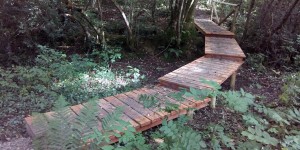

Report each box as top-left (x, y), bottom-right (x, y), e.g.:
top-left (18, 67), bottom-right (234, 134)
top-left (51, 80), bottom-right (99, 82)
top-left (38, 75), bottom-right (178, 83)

top-left (210, 0), bottom-right (241, 32)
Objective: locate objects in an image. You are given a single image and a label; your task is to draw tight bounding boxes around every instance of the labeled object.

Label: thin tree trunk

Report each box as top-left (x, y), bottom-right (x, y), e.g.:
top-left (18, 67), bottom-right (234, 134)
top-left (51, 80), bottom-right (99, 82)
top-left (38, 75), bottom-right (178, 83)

top-left (169, 0), bottom-right (177, 27)
top-left (271, 0), bottom-right (300, 34)
top-left (184, 0), bottom-right (198, 23)
top-left (176, 0), bottom-right (185, 47)
top-left (242, 0), bottom-right (256, 40)
top-left (110, 0), bottom-right (134, 49)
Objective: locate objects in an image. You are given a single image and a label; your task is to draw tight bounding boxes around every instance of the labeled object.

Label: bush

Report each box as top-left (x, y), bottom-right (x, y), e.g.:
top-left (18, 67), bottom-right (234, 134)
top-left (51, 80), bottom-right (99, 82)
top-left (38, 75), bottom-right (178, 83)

top-left (280, 72), bottom-right (300, 106)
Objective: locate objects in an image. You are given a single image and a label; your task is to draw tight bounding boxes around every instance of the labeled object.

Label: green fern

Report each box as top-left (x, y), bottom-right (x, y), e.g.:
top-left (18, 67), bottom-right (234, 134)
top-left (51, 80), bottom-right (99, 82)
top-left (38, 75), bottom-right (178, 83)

top-left (164, 101), bottom-right (180, 113)
top-left (121, 133), bottom-right (151, 150)
top-left (200, 78), bottom-right (222, 91)
top-left (184, 87), bottom-right (212, 101)
top-left (281, 131), bottom-right (300, 150)
top-left (242, 113), bottom-right (269, 129)
top-left (241, 126), bottom-right (279, 146)
top-left (73, 100), bottom-right (103, 147)
top-left (254, 104), bottom-right (290, 125)
top-left (158, 118), bottom-right (206, 150)
top-left (139, 94), bottom-right (159, 108)
top-left (33, 95), bottom-right (78, 150)
top-left (169, 130), bottom-right (204, 150)
top-left (222, 90), bottom-right (254, 113)
top-left (211, 137), bottom-right (222, 150)
top-left (237, 141), bottom-right (262, 150)
top-left (286, 107), bottom-right (300, 123)
top-left (160, 120), bottom-right (179, 139)
top-left (209, 125), bottom-right (235, 150)
top-left (169, 88), bottom-right (186, 102)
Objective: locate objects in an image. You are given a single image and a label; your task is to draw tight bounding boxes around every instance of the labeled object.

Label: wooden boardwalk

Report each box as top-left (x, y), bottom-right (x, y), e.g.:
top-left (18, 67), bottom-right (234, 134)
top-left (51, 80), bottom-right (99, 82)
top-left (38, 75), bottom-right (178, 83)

top-left (24, 19), bottom-right (245, 142)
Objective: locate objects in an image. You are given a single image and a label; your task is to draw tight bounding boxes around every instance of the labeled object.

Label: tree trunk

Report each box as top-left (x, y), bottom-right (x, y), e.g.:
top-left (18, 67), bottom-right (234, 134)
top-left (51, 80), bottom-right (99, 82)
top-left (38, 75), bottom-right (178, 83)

top-left (110, 0), bottom-right (134, 50)
top-left (242, 0), bottom-right (256, 40)
top-left (184, 0), bottom-right (198, 23)
top-left (176, 0), bottom-right (185, 47)
top-left (271, 0), bottom-right (300, 35)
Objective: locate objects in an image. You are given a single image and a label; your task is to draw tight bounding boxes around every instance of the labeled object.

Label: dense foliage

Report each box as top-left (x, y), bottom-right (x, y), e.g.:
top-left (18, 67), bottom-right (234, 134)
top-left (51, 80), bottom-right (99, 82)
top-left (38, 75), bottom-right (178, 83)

top-left (0, 45), bottom-right (144, 138)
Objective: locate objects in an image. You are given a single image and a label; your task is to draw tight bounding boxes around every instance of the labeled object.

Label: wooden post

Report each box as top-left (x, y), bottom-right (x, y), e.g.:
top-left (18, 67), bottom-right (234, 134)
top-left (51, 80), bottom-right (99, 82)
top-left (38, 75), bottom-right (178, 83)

top-left (210, 96), bottom-right (216, 109)
top-left (230, 71), bottom-right (237, 90)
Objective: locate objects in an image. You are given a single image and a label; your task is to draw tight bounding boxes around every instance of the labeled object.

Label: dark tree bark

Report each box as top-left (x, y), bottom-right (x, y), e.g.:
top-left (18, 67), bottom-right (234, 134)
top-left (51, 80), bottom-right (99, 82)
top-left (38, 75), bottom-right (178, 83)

top-left (271, 0), bottom-right (300, 35)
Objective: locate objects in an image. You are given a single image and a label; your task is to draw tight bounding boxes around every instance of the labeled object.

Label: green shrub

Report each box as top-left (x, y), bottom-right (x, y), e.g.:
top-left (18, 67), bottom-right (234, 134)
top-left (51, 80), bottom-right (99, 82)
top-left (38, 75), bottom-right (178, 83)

top-left (280, 72), bottom-right (300, 106)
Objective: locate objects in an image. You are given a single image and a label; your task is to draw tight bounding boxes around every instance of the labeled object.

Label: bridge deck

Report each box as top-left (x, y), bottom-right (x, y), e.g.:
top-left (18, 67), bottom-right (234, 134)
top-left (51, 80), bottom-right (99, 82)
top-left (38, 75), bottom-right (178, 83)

top-left (194, 19), bottom-right (235, 38)
top-left (24, 19), bottom-right (246, 143)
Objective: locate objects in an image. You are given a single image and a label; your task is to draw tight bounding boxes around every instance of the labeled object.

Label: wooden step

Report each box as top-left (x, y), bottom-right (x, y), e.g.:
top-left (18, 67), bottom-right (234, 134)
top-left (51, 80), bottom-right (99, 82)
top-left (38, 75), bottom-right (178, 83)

top-left (24, 86), bottom-right (210, 140)
top-left (158, 57), bottom-right (244, 90)
top-left (205, 37), bottom-right (246, 60)
top-left (194, 19), bottom-right (235, 38)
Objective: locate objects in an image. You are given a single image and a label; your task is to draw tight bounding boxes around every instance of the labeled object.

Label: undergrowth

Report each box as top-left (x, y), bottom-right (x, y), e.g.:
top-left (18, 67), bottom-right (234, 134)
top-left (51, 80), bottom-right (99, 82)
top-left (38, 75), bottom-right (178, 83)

top-left (31, 78), bottom-right (300, 149)
top-left (0, 45), bottom-right (144, 136)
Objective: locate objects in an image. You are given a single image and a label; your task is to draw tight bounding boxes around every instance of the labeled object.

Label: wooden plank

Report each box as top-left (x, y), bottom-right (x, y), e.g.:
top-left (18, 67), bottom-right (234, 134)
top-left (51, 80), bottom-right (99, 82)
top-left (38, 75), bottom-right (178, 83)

top-left (173, 65), bottom-right (236, 80)
top-left (81, 102), bottom-right (108, 119)
top-left (167, 68), bottom-right (225, 83)
top-left (194, 57), bottom-right (244, 66)
top-left (193, 58), bottom-right (244, 69)
top-left (205, 54), bottom-right (244, 61)
top-left (133, 88), bottom-right (180, 117)
top-left (171, 67), bottom-right (226, 82)
top-left (69, 104), bottom-right (104, 131)
top-left (180, 59), bottom-right (242, 73)
top-left (156, 86), bottom-right (211, 108)
top-left (151, 86), bottom-right (196, 109)
top-left (104, 96), bottom-right (152, 127)
top-left (159, 76), bottom-right (206, 90)
top-left (124, 91), bottom-right (167, 117)
top-left (44, 107), bottom-right (77, 124)
top-left (187, 60), bottom-right (243, 73)
top-left (205, 37), bottom-right (246, 58)
top-left (138, 87), bottom-right (190, 116)
top-left (154, 86), bottom-right (194, 102)
top-left (194, 19), bottom-right (234, 38)
top-left (24, 115), bottom-right (48, 138)
top-left (96, 99), bottom-right (140, 129)
top-left (161, 72), bottom-right (219, 88)
top-left (114, 93), bottom-right (162, 123)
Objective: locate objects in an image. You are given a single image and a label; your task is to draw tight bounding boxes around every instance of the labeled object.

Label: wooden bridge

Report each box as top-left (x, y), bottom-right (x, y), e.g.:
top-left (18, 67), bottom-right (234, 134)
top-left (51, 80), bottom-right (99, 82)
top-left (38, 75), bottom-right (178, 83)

top-left (24, 19), bottom-right (246, 143)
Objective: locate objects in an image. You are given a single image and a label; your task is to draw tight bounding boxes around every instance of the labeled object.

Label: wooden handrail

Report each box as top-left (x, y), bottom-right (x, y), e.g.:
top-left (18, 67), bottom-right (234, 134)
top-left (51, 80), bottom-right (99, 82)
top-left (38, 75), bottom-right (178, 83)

top-left (212, 0), bottom-right (238, 6)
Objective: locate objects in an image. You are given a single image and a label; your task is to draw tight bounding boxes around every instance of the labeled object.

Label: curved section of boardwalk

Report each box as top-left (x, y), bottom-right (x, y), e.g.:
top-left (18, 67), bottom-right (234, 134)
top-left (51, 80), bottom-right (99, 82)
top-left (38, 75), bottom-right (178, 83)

top-left (24, 19), bottom-right (245, 142)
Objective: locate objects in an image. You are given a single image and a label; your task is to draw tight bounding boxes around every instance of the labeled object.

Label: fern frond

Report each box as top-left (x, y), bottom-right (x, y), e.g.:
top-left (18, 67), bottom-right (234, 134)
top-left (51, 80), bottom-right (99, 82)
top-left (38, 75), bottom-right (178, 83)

top-left (254, 104), bottom-right (290, 125)
top-left (242, 113), bottom-right (269, 129)
top-left (200, 78), bottom-right (222, 91)
top-left (184, 87), bottom-right (212, 100)
top-left (281, 134), bottom-right (300, 150)
top-left (139, 94), bottom-right (159, 108)
top-left (222, 90), bottom-right (254, 113)
top-left (241, 126), bottom-right (279, 146)
top-left (286, 107), bottom-right (300, 123)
